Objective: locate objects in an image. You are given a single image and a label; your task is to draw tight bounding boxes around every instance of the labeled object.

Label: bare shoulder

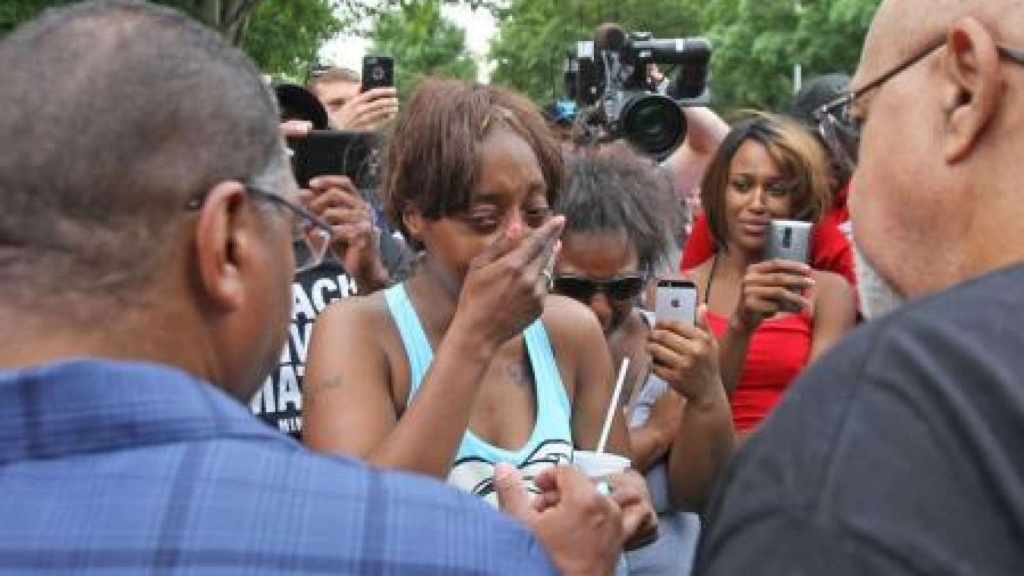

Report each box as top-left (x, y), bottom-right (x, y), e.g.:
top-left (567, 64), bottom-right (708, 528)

top-left (307, 289), bottom-right (412, 406)
top-left (810, 269), bottom-right (857, 319)
top-left (540, 294), bottom-right (604, 342)
top-left (811, 270), bottom-right (854, 299)
top-left (313, 290), bottom-right (403, 353)
top-left (318, 289), bottom-right (385, 327)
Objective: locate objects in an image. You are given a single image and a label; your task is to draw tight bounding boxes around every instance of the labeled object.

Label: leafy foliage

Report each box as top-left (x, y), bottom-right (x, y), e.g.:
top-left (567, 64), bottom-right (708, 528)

top-left (1, 0), bottom-right (343, 79)
top-left (703, 0), bottom-right (878, 112)
top-left (368, 1), bottom-right (478, 100)
top-left (243, 0), bottom-right (344, 79)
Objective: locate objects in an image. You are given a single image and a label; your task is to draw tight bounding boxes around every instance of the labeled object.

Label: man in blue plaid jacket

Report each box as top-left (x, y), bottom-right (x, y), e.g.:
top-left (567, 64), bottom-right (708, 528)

top-left (0, 2), bottom-right (625, 575)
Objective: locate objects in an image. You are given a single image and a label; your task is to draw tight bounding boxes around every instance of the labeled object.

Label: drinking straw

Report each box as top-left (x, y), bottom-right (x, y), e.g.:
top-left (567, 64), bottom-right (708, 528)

top-left (595, 358), bottom-right (630, 454)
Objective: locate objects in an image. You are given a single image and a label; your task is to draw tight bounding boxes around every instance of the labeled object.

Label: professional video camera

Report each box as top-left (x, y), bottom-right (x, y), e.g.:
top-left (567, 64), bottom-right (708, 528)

top-left (565, 23), bottom-right (712, 160)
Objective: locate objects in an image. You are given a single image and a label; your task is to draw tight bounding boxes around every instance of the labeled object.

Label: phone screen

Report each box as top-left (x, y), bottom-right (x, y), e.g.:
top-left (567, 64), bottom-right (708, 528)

top-left (286, 130), bottom-right (383, 189)
top-left (654, 279), bottom-right (698, 324)
top-left (361, 56), bottom-right (394, 92)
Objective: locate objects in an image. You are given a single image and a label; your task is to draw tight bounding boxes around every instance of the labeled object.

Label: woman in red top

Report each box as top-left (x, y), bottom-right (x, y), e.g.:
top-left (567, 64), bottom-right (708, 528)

top-left (684, 113), bottom-right (856, 435)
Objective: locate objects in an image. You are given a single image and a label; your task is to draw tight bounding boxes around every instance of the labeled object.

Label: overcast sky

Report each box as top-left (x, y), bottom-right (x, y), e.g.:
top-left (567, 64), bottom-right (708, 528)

top-left (319, 5), bottom-right (497, 82)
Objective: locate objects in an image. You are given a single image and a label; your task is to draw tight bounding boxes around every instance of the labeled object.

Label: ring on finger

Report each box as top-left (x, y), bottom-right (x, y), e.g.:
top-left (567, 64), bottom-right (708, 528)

top-left (541, 269), bottom-right (554, 289)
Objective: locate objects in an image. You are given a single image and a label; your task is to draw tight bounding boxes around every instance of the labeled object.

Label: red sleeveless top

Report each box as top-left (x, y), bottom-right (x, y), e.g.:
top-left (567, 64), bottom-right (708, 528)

top-left (706, 310), bottom-right (813, 433)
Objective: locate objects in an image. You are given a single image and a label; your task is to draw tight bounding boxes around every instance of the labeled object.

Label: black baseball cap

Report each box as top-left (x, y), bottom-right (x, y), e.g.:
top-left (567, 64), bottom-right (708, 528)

top-left (273, 83), bottom-right (329, 130)
top-left (788, 73), bottom-right (850, 127)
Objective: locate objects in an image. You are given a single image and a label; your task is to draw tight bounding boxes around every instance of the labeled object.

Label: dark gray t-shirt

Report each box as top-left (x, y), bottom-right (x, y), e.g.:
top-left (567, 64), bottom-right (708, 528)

top-left (251, 199), bottom-right (416, 438)
top-left (695, 263), bottom-right (1024, 575)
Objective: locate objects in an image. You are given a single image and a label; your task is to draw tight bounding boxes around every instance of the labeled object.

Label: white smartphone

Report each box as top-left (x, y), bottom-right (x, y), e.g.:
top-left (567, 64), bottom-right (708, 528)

top-left (654, 279), bottom-right (698, 324)
top-left (764, 219), bottom-right (812, 263)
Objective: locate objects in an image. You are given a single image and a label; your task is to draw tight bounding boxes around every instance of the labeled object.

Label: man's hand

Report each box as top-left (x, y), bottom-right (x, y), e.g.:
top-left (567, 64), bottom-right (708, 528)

top-left (335, 87), bottom-right (399, 131)
top-left (496, 463), bottom-right (623, 576)
top-left (304, 175), bottom-right (388, 293)
top-left (607, 469), bottom-right (659, 551)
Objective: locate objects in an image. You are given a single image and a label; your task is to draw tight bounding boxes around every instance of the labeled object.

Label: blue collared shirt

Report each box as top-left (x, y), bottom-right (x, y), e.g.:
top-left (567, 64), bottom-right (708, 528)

top-left (0, 359), bottom-right (558, 575)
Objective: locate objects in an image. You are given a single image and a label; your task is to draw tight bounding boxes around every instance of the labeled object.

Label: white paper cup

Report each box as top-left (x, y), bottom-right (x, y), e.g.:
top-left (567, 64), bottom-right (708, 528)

top-left (572, 450), bottom-right (631, 480)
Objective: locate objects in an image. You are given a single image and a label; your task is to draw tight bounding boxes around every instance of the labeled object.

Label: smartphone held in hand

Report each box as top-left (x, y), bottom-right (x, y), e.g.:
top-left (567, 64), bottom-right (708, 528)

top-left (764, 219), bottom-right (812, 264)
top-left (361, 56), bottom-right (394, 92)
top-left (286, 130), bottom-right (383, 189)
top-left (655, 279), bottom-right (698, 324)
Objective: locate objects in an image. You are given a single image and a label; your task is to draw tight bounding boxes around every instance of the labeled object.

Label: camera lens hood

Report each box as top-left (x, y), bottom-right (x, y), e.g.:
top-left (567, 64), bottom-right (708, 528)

top-left (620, 93), bottom-right (686, 160)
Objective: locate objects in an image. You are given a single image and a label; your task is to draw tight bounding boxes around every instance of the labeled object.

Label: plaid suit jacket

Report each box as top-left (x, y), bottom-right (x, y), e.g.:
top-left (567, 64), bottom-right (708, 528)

top-left (0, 359), bottom-right (558, 575)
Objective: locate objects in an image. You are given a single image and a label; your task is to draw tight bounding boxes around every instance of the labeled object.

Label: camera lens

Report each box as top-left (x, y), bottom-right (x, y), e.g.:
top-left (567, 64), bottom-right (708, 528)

top-left (620, 93), bottom-right (686, 160)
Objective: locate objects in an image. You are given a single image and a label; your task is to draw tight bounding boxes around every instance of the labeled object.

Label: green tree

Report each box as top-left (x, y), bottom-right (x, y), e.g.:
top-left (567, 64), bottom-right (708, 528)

top-left (702, 0), bottom-right (879, 112)
top-left (243, 0), bottom-right (344, 78)
top-left (0, 0), bottom-right (344, 78)
top-left (489, 0), bottom-right (704, 104)
top-left (368, 1), bottom-right (478, 100)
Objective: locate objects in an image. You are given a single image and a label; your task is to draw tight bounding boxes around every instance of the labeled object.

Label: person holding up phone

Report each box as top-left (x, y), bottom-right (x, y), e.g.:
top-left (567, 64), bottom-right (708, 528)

top-left (553, 150), bottom-right (735, 576)
top-left (301, 78), bottom-right (656, 551)
top-left (684, 112), bottom-right (856, 436)
top-left (307, 64), bottom-right (399, 131)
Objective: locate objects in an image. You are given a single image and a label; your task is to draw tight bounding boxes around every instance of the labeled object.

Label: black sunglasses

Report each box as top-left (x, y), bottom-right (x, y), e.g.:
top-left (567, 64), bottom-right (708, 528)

top-left (551, 273), bottom-right (649, 302)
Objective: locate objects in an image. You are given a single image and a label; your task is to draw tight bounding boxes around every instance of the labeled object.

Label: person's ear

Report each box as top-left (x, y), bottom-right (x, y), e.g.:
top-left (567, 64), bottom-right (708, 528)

top-left (941, 18), bottom-right (1002, 163)
top-left (193, 181), bottom-right (255, 311)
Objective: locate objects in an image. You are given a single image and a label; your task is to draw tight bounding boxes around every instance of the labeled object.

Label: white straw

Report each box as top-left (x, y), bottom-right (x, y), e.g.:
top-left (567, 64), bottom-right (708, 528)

top-left (596, 358), bottom-right (630, 454)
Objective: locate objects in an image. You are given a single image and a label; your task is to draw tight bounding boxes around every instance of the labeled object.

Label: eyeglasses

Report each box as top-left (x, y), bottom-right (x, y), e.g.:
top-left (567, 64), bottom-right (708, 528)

top-left (551, 273), bottom-right (649, 302)
top-left (815, 37), bottom-right (1024, 171)
top-left (186, 184), bottom-right (334, 274)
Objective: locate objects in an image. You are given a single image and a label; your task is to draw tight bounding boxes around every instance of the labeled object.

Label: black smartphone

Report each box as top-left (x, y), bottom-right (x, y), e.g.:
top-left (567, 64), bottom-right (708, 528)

top-left (286, 130), bottom-right (383, 189)
top-left (764, 219), bottom-right (812, 264)
top-left (654, 279), bottom-right (698, 324)
top-left (361, 56), bottom-right (394, 92)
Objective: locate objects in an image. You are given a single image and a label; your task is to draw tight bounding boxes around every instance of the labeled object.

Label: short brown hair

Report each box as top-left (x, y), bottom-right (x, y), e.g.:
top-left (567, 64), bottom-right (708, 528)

top-left (382, 78), bottom-right (564, 239)
top-left (307, 66), bottom-right (360, 95)
top-left (700, 112), bottom-right (831, 249)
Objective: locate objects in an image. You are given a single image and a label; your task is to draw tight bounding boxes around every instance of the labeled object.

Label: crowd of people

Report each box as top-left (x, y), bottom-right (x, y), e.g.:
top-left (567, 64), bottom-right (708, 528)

top-left (3, 0), bottom-right (1024, 575)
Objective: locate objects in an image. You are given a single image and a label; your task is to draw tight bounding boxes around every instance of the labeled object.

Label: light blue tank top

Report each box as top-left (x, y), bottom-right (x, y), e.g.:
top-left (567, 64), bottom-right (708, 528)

top-left (384, 284), bottom-right (574, 506)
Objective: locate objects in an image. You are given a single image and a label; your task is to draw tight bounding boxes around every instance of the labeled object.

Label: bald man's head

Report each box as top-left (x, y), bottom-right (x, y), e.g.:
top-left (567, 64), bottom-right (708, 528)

top-left (848, 0), bottom-right (1024, 304)
top-left (856, 0), bottom-right (1024, 90)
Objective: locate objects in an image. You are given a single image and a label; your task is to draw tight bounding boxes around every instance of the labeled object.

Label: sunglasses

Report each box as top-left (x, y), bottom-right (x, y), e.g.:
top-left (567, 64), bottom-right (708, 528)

top-left (551, 273), bottom-right (649, 302)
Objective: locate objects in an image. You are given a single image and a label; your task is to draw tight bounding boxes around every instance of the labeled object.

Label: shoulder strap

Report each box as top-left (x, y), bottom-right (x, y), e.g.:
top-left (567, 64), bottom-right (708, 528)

top-left (522, 320), bottom-right (572, 420)
top-left (383, 284), bottom-right (434, 402)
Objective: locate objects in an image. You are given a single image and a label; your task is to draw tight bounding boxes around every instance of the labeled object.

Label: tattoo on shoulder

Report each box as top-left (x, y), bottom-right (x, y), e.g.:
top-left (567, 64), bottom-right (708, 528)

top-left (304, 374), bottom-right (344, 404)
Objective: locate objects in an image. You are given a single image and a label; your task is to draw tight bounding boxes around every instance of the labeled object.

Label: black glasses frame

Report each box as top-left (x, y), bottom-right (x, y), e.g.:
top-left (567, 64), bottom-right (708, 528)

top-left (185, 184), bottom-right (335, 273)
top-left (814, 37), bottom-right (1024, 171)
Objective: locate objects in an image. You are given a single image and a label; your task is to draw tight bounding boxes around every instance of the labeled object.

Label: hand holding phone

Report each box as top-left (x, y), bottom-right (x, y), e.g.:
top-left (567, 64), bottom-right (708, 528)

top-left (649, 280), bottom-right (720, 404)
top-left (361, 56), bottom-right (394, 92)
top-left (286, 129), bottom-right (383, 189)
top-left (734, 259), bottom-right (814, 330)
